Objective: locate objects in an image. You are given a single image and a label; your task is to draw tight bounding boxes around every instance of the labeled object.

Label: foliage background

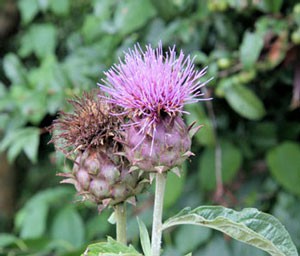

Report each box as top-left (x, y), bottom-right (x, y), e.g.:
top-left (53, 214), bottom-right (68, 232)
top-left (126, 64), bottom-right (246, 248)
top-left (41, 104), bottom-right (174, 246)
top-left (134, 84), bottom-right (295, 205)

top-left (0, 0), bottom-right (299, 255)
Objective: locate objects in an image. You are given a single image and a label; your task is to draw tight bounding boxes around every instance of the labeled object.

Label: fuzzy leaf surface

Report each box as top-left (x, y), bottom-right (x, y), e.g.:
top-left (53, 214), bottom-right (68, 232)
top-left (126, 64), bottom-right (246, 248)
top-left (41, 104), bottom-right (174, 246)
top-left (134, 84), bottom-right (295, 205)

top-left (82, 237), bottom-right (142, 256)
top-left (162, 206), bottom-right (298, 256)
top-left (137, 218), bottom-right (151, 256)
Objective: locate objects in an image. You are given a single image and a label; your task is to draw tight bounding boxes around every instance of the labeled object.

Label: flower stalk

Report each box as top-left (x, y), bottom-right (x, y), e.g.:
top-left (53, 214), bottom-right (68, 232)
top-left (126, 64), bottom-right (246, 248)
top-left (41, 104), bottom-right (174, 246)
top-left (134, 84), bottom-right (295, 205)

top-left (115, 203), bottom-right (127, 245)
top-left (151, 173), bottom-right (167, 256)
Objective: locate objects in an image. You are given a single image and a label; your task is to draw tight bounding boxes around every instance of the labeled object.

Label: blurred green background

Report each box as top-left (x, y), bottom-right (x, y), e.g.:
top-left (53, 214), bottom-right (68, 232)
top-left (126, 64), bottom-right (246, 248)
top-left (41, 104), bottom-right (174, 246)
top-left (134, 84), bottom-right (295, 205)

top-left (0, 0), bottom-right (300, 255)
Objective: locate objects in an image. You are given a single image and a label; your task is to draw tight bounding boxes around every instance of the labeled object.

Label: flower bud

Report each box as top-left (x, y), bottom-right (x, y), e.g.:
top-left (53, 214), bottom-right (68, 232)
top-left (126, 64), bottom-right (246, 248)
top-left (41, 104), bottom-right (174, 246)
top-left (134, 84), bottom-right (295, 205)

top-left (125, 116), bottom-right (191, 173)
top-left (51, 92), bottom-right (149, 211)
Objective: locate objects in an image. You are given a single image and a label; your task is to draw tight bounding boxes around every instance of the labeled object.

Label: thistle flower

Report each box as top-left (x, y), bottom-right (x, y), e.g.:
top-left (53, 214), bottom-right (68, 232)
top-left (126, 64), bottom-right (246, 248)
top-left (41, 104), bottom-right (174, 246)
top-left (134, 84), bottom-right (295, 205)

top-left (50, 92), bottom-right (148, 211)
top-left (99, 43), bottom-right (210, 173)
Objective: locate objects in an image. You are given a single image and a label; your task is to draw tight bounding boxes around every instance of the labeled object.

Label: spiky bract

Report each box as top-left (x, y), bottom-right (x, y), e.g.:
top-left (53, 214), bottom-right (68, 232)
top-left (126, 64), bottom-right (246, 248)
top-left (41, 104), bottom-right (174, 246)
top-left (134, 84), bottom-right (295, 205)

top-left (125, 116), bottom-right (192, 173)
top-left (59, 148), bottom-right (146, 211)
top-left (50, 92), bottom-right (148, 211)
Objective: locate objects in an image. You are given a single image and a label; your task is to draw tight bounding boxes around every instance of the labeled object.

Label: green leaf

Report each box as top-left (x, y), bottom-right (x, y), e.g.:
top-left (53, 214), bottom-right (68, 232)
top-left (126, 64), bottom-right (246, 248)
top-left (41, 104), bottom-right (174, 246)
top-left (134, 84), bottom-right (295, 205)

top-left (149, 0), bottom-right (185, 20)
top-left (9, 84), bottom-right (47, 124)
top-left (240, 32), bottom-right (264, 69)
top-left (86, 212), bottom-right (111, 240)
top-left (250, 122), bottom-right (277, 150)
top-left (196, 235), bottom-right (232, 256)
top-left (137, 218), bottom-right (151, 256)
top-left (3, 54), bottom-right (27, 85)
top-left (0, 233), bottom-right (19, 247)
top-left (164, 167), bottom-right (186, 209)
top-left (162, 206), bottom-right (298, 256)
top-left (51, 206), bottom-right (85, 248)
top-left (199, 141), bottom-right (242, 191)
top-left (223, 83), bottom-right (266, 120)
top-left (114, 0), bottom-right (156, 36)
top-left (108, 212), bottom-right (116, 225)
top-left (81, 15), bottom-right (106, 43)
top-left (149, 0), bottom-right (170, 17)
top-left (272, 192), bottom-right (300, 249)
top-left (82, 237), bottom-right (142, 256)
top-left (17, 200), bottom-right (48, 239)
top-left (27, 55), bottom-right (68, 114)
top-left (0, 81), bottom-right (7, 97)
top-left (23, 90), bottom-right (47, 125)
top-left (256, 0), bottom-right (283, 13)
top-left (19, 23), bottom-right (58, 59)
top-left (231, 237), bottom-right (268, 256)
top-left (175, 225), bottom-right (211, 254)
top-left (94, 0), bottom-right (114, 18)
top-left (49, 0), bottom-right (70, 16)
top-left (0, 127), bottom-right (40, 163)
top-left (18, 0), bottom-right (39, 24)
top-left (15, 188), bottom-right (73, 239)
top-left (23, 128), bottom-right (40, 162)
top-left (266, 142), bottom-right (300, 196)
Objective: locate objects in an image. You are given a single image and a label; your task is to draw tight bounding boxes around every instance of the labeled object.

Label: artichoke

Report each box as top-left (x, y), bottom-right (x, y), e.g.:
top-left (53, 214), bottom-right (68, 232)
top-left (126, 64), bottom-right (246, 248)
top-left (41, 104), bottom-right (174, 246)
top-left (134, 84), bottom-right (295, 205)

top-left (50, 92), bottom-right (148, 211)
top-left (124, 115), bottom-right (193, 173)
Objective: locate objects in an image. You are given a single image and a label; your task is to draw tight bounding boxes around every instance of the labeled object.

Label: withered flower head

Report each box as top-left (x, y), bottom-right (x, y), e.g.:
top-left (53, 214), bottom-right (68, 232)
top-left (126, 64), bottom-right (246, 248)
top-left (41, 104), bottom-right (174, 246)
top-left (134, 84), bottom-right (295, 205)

top-left (50, 91), bottom-right (148, 211)
top-left (50, 91), bottom-right (119, 156)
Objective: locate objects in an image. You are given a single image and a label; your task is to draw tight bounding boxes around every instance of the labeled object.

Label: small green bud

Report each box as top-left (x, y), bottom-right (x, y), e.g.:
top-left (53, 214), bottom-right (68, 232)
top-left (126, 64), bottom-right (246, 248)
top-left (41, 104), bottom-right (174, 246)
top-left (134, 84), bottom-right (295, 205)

top-left (291, 30), bottom-right (300, 45)
top-left (237, 70), bottom-right (256, 84)
top-left (217, 58), bottom-right (231, 69)
top-left (293, 3), bottom-right (300, 14)
top-left (208, 0), bottom-right (228, 12)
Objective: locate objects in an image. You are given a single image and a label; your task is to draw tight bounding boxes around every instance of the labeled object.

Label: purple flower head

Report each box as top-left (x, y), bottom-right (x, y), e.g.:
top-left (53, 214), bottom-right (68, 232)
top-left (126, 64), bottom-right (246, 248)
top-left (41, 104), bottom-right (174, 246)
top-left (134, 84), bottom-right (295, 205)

top-left (99, 42), bottom-right (210, 133)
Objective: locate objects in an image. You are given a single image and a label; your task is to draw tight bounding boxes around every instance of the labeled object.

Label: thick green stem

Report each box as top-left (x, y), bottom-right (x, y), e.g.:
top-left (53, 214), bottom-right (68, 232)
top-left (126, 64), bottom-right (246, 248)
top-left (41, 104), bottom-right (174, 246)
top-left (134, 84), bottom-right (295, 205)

top-left (151, 173), bottom-right (167, 256)
top-left (115, 203), bottom-right (127, 245)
